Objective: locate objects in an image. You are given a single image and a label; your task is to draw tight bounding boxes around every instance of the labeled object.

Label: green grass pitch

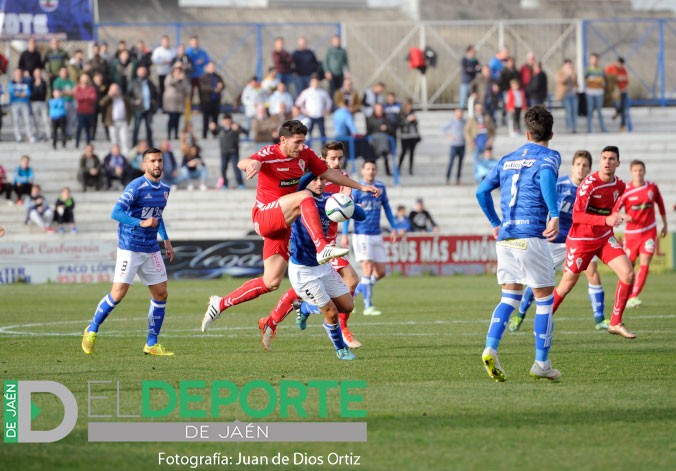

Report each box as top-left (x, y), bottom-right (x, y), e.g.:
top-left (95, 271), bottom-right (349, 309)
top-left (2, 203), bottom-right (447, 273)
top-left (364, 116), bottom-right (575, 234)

top-left (1, 273), bottom-right (676, 470)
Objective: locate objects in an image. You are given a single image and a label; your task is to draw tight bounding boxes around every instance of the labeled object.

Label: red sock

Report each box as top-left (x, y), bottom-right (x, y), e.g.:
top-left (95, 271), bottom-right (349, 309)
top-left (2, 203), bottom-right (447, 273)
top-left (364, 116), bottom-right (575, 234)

top-left (610, 280), bottom-right (633, 326)
top-left (631, 264), bottom-right (649, 298)
top-left (300, 196), bottom-right (327, 252)
top-left (219, 277), bottom-right (270, 311)
top-left (552, 289), bottom-right (564, 314)
top-left (338, 312), bottom-right (350, 330)
top-left (268, 288), bottom-right (297, 327)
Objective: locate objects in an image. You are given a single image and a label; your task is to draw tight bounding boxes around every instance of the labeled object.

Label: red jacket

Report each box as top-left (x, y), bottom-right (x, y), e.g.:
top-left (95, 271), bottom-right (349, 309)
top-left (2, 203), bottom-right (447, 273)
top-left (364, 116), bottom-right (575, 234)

top-left (74, 84), bottom-right (97, 114)
top-left (505, 88), bottom-right (527, 112)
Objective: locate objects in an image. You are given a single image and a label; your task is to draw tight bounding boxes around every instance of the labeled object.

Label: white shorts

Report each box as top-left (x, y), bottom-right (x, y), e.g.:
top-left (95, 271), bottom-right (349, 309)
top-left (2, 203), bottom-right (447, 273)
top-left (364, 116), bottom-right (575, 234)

top-left (352, 234), bottom-right (387, 263)
top-left (113, 249), bottom-right (168, 286)
top-left (496, 238), bottom-right (555, 288)
top-left (288, 262), bottom-right (349, 309)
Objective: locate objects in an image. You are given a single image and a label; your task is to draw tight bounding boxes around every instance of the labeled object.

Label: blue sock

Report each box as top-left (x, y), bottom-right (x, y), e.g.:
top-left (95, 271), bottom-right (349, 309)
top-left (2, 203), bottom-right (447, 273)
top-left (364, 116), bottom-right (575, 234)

top-left (588, 284), bottom-right (605, 322)
top-left (361, 276), bottom-right (373, 308)
top-left (146, 299), bottom-right (167, 347)
top-left (323, 322), bottom-right (347, 351)
top-left (518, 286), bottom-right (535, 317)
top-left (485, 289), bottom-right (522, 350)
top-left (300, 302), bottom-right (321, 316)
top-left (88, 294), bottom-right (118, 333)
top-left (533, 294), bottom-right (554, 362)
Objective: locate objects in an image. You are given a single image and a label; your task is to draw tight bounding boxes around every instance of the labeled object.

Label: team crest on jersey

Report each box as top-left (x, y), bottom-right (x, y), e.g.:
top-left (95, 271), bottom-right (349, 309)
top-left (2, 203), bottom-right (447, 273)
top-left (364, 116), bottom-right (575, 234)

top-left (648, 190), bottom-right (654, 200)
top-left (298, 159), bottom-right (306, 172)
top-left (576, 258), bottom-right (583, 270)
top-left (613, 190), bottom-right (619, 202)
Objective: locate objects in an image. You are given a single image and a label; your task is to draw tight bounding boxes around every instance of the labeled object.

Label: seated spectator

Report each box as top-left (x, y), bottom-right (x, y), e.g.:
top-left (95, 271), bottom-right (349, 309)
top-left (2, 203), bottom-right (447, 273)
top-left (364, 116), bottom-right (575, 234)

top-left (333, 78), bottom-right (361, 114)
top-left (182, 144), bottom-right (208, 191)
top-left (159, 139), bottom-right (187, 188)
top-left (409, 198), bottom-right (439, 233)
top-left (366, 103), bottom-right (393, 176)
top-left (392, 204), bottom-right (411, 236)
top-left (179, 122), bottom-right (199, 157)
top-left (25, 184), bottom-right (54, 232)
top-left (383, 92), bottom-right (402, 131)
top-left (290, 105), bottom-right (310, 129)
top-left (127, 140), bottom-right (148, 181)
top-left (0, 164), bottom-right (12, 202)
top-left (13, 155), bottom-right (34, 205)
top-left (251, 104), bottom-right (281, 144)
top-left (261, 66), bottom-right (280, 96)
top-left (102, 144), bottom-right (129, 190)
top-left (54, 187), bottom-right (76, 233)
top-left (333, 98), bottom-right (357, 139)
top-left (268, 82), bottom-right (294, 120)
top-left (78, 144), bottom-right (103, 191)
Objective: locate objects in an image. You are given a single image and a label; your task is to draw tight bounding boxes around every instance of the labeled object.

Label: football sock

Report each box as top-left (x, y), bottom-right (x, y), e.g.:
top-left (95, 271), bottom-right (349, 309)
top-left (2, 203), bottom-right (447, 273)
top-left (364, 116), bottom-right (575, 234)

top-left (518, 286), bottom-right (535, 317)
top-left (631, 264), bottom-right (649, 298)
top-left (219, 277), bottom-right (270, 311)
top-left (588, 284), bottom-right (605, 322)
top-left (88, 293), bottom-right (118, 333)
top-left (146, 299), bottom-right (166, 347)
top-left (323, 322), bottom-right (347, 351)
top-left (338, 312), bottom-right (350, 331)
top-left (300, 196), bottom-right (327, 252)
top-left (552, 289), bottom-right (564, 314)
top-left (533, 294), bottom-right (554, 362)
top-left (361, 277), bottom-right (373, 308)
top-left (485, 289), bottom-right (522, 350)
top-left (269, 288), bottom-right (296, 327)
top-left (610, 280), bottom-right (633, 326)
top-left (300, 301), bottom-right (321, 316)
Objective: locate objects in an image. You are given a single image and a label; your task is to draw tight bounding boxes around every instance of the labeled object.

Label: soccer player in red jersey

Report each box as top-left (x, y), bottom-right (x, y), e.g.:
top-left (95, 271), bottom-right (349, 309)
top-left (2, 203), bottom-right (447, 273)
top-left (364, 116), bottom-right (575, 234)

top-left (201, 121), bottom-right (379, 332)
top-left (552, 146), bottom-right (637, 339)
top-left (614, 160), bottom-right (667, 308)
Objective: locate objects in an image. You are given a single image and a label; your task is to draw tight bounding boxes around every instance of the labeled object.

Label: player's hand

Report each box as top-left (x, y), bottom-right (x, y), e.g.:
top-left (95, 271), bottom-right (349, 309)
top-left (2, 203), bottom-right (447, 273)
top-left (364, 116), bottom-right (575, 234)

top-left (245, 160), bottom-right (262, 180)
top-left (340, 234), bottom-right (349, 248)
top-left (621, 214), bottom-right (633, 223)
top-left (390, 229), bottom-right (398, 243)
top-left (361, 184), bottom-right (381, 197)
top-left (0, 226), bottom-right (5, 238)
top-left (660, 225), bottom-right (668, 238)
top-left (605, 213), bottom-right (623, 227)
top-left (491, 226), bottom-right (499, 240)
top-left (164, 240), bottom-right (175, 262)
top-left (140, 217), bottom-right (159, 228)
top-left (542, 217), bottom-right (559, 242)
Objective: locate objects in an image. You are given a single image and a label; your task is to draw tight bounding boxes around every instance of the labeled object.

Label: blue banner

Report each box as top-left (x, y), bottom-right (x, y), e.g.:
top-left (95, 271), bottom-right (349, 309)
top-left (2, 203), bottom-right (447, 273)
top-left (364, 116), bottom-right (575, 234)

top-left (1, 0), bottom-right (93, 40)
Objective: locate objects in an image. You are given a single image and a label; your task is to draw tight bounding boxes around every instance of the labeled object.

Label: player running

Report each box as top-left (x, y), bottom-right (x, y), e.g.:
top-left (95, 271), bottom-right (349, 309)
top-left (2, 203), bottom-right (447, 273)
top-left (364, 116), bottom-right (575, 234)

top-left (614, 160), bottom-right (667, 308)
top-left (82, 147), bottom-right (175, 356)
top-left (509, 150), bottom-right (609, 332)
top-left (201, 120), bottom-right (379, 332)
top-left (552, 146), bottom-right (636, 339)
top-left (341, 161), bottom-right (398, 316)
top-left (476, 105), bottom-right (562, 382)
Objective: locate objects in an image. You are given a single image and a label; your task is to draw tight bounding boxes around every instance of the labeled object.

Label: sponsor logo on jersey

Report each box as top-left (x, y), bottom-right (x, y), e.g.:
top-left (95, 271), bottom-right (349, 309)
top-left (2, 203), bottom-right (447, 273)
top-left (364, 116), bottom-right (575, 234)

top-left (503, 159), bottom-right (536, 170)
top-left (144, 193), bottom-right (153, 199)
top-left (588, 205), bottom-right (611, 215)
top-left (279, 178), bottom-right (301, 188)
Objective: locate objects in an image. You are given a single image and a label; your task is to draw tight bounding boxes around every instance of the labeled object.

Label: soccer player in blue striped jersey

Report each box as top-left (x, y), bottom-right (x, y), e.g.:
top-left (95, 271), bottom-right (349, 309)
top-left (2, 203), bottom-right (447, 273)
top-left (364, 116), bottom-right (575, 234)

top-left (341, 161), bottom-right (398, 316)
top-left (509, 150), bottom-right (608, 332)
top-left (81, 147), bottom-right (175, 356)
top-left (476, 105), bottom-right (562, 381)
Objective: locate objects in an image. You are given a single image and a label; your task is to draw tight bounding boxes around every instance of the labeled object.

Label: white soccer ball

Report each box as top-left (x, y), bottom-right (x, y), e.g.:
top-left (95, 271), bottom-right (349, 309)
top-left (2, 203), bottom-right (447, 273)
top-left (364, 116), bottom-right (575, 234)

top-left (325, 193), bottom-right (355, 223)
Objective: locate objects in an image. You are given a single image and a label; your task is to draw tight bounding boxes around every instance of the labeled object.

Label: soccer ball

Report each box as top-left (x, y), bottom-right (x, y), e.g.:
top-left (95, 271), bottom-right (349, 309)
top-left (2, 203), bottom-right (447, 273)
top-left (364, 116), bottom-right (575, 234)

top-left (325, 193), bottom-right (355, 223)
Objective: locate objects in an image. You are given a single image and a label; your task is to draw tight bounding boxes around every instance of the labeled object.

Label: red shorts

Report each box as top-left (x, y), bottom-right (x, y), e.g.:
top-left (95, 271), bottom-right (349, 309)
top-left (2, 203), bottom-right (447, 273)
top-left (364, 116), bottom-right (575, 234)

top-left (253, 203), bottom-right (290, 260)
top-left (564, 234), bottom-right (625, 273)
top-left (623, 228), bottom-right (657, 262)
top-left (331, 257), bottom-right (350, 271)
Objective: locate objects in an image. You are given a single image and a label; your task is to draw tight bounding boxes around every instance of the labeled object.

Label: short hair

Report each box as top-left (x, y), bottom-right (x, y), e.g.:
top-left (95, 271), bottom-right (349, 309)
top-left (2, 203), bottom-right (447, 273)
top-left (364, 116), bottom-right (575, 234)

top-left (321, 141), bottom-right (344, 158)
top-left (361, 160), bottom-right (376, 169)
top-left (142, 147), bottom-right (162, 159)
top-left (397, 205), bottom-right (406, 211)
top-left (602, 145), bottom-right (620, 160)
top-left (630, 159), bottom-right (645, 170)
top-left (524, 105), bottom-right (553, 143)
top-left (278, 120), bottom-right (308, 138)
top-left (590, 52), bottom-right (599, 59)
top-left (572, 150), bottom-right (592, 168)
top-left (222, 113), bottom-right (232, 120)
top-left (466, 45), bottom-right (475, 53)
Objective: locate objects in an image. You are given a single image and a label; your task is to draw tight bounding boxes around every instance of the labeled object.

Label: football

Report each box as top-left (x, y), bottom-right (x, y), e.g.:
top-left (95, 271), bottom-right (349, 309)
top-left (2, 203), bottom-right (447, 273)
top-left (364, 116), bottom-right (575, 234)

top-left (325, 193), bottom-right (355, 223)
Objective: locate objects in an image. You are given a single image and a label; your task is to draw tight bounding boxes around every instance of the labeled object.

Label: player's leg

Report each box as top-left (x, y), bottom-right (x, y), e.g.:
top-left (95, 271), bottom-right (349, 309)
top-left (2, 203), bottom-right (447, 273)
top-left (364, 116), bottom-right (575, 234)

top-left (510, 286), bottom-right (534, 332)
top-left (366, 259), bottom-right (387, 316)
top-left (552, 270), bottom-right (582, 313)
top-left (139, 251), bottom-right (173, 355)
top-left (320, 298), bottom-right (355, 360)
top-left (606, 252), bottom-right (636, 339)
top-left (584, 260), bottom-right (608, 328)
top-left (260, 287), bottom-right (298, 338)
top-left (322, 269), bottom-right (355, 360)
top-left (336, 262), bottom-right (362, 348)
top-left (628, 238), bottom-right (655, 307)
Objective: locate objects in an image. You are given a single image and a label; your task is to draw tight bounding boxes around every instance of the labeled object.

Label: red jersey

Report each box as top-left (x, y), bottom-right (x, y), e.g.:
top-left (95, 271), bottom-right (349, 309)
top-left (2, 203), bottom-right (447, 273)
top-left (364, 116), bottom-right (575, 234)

top-left (614, 181), bottom-right (665, 235)
top-left (250, 144), bottom-right (328, 207)
top-left (567, 172), bottom-right (626, 241)
top-left (324, 169), bottom-right (349, 195)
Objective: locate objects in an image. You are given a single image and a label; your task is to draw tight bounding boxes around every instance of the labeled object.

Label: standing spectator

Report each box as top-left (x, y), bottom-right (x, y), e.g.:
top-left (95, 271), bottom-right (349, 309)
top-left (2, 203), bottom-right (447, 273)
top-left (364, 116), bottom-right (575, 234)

top-left (131, 40), bottom-right (153, 76)
top-left (465, 102), bottom-right (496, 183)
top-left (295, 74), bottom-right (332, 139)
top-left (392, 205), bottom-right (411, 236)
top-left (26, 184), bottom-right (54, 233)
top-left (52, 66), bottom-right (76, 138)
top-left (585, 52), bottom-right (607, 133)
top-left (74, 74), bottom-right (97, 148)
top-left (198, 61), bottom-right (225, 138)
top-left (260, 67), bottom-right (280, 97)
top-left (398, 98), bottom-right (420, 176)
top-left (173, 44), bottom-right (194, 84)
top-left (102, 144), bottom-right (129, 190)
top-left (268, 82), bottom-right (294, 120)
top-left (185, 36), bottom-right (210, 106)
top-left (30, 68), bottom-right (51, 142)
top-left (489, 46), bottom-right (510, 83)
top-left (88, 43), bottom-right (110, 84)
top-left (49, 89), bottom-right (68, 149)
top-left (240, 76), bottom-right (266, 135)
top-left (498, 58), bottom-right (520, 106)
top-left (292, 36), bottom-right (319, 96)
top-left (271, 36), bottom-right (293, 91)
top-left (128, 66), bottom-right (158, 147)
top-left (110, 49), bottom-right (136, 95)
top-left (43, 38), bottom-right (69, 87)
top-left (19, 38), bottom-right (43, 77)
top-left (114, 40), bottom-right (128, 60)
top-left (210, 114), bottom-right (246, 190)
top-left (324, 34), bottom-right (349, 100)
top-left (182, 144), bottom-right (208, 191)
top-left (442, 108), bottom-right (466, 185)
top-left (519, 52), bottom-right (537, 105)
top-left (362, 82), bottom-right (386, 118)
top-left (99, 83), bottom-right (131, 155)
top-left (605, 57), bottom-right (629, 131)
top-left (78, 144), bottom-right (103, 191)
top-left (469, 65), bottom-right (493, 118)
top-left (99, 41), bottom-right (111, 62)
top-left (159, 139), bottom-right (186, 188)
top-left (459, 45), bottom-right (481, 110)
top-left (9, 69), bottom-right (35, 143)
top-left (383, 92), bottom-right (402, 133)
top-left (152, 35), bottom-right (176, 107)
top-left (67, 49), bottom-right (86, 84)
top-left (12, 155), bottom-right (34, 205)
top-left (366, 103), bottom-right (393, 176)
top-left (53, 187), bottom-right (76, 233)
top-left (91, 72), bottom-right (109, 141)
top-left (526, 62), bottom-right (548, 106)
top-left (333, 97), bottom-right (358, 139)
top-left (0, 82), bottom-right (4, 138)
top-left (163, 63), bottom-right (190, 140)
top-left (409, 198), bottom-right (439, 232)
top-left (333, 77), bottom-right (361, 114)
top-left (555, 59), bottom-right (578, 133)
top-left (505, 79), bottom-right (527, 136)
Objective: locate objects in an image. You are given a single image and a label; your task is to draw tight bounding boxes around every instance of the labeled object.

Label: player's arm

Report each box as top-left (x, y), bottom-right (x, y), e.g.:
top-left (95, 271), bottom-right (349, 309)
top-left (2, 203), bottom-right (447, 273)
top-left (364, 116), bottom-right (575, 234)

top-left (297, 172), bottom-right (315, 191)
top-left (572, 185), bottom-right (621, 228)
top-left (381, 194), bottom-right (398, 242)
top-left (158, 219), bottom-right (174, 262)
top-left (238, 157), bottom-right (262, 179)
top-left (655, 185), bottom-right (668, 237)
top-left (321, 167), bottom-right (381, 197)
top-left (540, 167), bottom-right (560, 241)
top-left (475, 174), bottom-right (501, 237)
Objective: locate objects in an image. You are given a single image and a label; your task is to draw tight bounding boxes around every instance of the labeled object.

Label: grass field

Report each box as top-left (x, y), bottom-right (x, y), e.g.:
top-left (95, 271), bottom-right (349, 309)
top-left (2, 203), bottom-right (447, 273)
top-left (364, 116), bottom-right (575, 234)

top-left (1, 273), bottom-right (676, 470)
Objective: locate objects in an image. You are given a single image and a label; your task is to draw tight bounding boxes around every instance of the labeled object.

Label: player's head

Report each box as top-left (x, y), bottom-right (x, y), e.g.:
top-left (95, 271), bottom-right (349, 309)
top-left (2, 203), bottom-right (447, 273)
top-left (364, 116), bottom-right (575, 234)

top-left (630, 159), bottom-right (645, 183)
top-left (321, 141), bottom-right (344, 169)
top-left (599, 146), bottom-right (620, 177)
top-left (142, 147), bottom-right (164, 181)
top-left (524, 105), bottom-right (554, 144)
top-left (278, 120), bottom-right (308, 159)
top-left (360, 160), bottom-right (377, 183)
top-left (570, 150), bottom-right (592, 183)
top-left (305, 175), bottom-right (326, 196)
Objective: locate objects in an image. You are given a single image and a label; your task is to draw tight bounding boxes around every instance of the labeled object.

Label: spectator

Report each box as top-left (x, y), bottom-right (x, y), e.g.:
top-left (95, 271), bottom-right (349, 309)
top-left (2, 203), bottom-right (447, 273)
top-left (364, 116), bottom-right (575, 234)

top-left (179, 122), bottom-right (199, 157)
top-left (110, 49), bottom-right (136, 95)
top-left (99, 41), bottom-right (111, 62)
top-left (128, 66), bottom-right (158, 147)
top-left (91, 71), bottom-right (109, 141)
top-left (251, 104), bottom-right (281, 144)
top-left (384, 92), bottom-right (402, 132)
top-left (19, 38), bottom-right (43, 77)
top-left (127, 140), bottom-right (148, 180)
top-left (260, 67), bottom-right (280, 97)
top-left (465, 102), bottom-right (496, 183)
top-left (460, 45), bottom-right (481, 110)
top-left (271, 36), bottom-right (293, 91)
top-left (409, 199), bottom-right (439, 233)
top-left (67, 49), bottom-right (86, 84)
top-left (198, 61), bottom-right (225, 138)
top-left (159, 139), bottom-right (186, 188)
top-left (114, 39), bottom-right (128, 60)
top-left (292, 36), bottom-right (319, 96)
top-left (52, 66), bottom-right (76, 138)
top-left (49, 89), bottom-right (68, 149)
top-left (182, 144), bottom-right (208, 191)
top-left (505, 78), bottom-right (526, 136)
top-left (442, 108), bottom-right (466, 185)
top-left (519, 52), bottom-right (537, 105)
top-left (210, 114), bottom-right (246, 190)
top-left (333, 97), bottom-right (358, 139)
top-left (290, 104), bottom-right (310, 129)
top-left (295, 74), bottom-right (332, 138)
top-left (163, 63), bottom-right (189, 140)
top-left (362, 81), bottom-right (386, 118)
top-left (43, 38), bottom-right (69, 86)
top-left (25, 184), bottom-right (54, 233)
top-left (268, 81), bottom-right (294, 120)
top-left (53, 187), bottom-right (76, 233)
top-left (9, 69), bottom-right (34, 143)
top-left (585, 52), bottom-right (607, 133)
top-left (102, 144), bottom-right (129, 190)
top-left (0, 83), bottom-right (4, 137)
top-left (489, 46), bottom-right (510, 82)
top-left (99, 83), bottom-right (131, 155)
top-left (605, 56), bottom-right (629, 131)
top-left (74, 74), bottom-right (97, 148)
top-left (392, 205), bottom-right (411, 236)
top-left (366, 103), bottom-right (393, 176)
top-left (78, 144), bottom-right (103, 192)
top-left (152, 35), bottom-right (176, 108)
top-left (185, 36), bottom-right (210, 106)
top-left (526, 61), bottom-right (548, 106)
top-left (468, 65), bottom-right (493, 118)
top-left (0, 164), bottom-right (11, 202)
top-left (240, 76), bottom-right (266, 135)
top-left (131, 40), bottom-right (153, 76)
top-left (12, 155), bottom-right (34, 205)
top-left (398, 98), bottom-right (420, 176)
top-left (88, 43), bottom-right (110, 84)
top-left (324, 34), bottom-right (350, 100)
top-left (555, 58), bottom-right (578, 133)
top-left (498, 57), bottom-right (520, 99)
top-left (173, 44), bottom-right (194, 86)
top-left (333, 77), bottom-right (361, 114)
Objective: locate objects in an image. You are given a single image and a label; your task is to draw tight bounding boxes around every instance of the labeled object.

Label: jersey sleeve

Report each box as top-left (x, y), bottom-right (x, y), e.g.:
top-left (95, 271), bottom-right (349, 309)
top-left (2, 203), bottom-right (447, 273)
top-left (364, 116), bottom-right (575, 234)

top-left (654, 184), bottom-right (667, 217)
top-left (380, 186), bottom-right (396, 228)
top-left (475, 163), bottom-right (501, 227)
top-left (306, 149), bottom-right (329, 175)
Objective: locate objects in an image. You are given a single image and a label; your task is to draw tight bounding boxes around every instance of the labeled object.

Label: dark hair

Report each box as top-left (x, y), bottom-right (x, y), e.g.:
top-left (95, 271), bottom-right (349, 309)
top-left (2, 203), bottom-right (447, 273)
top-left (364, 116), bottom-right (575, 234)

top-left (361, 160), bottom-right (377, 169)
top-left (397, 205), bottom-right (406, 211)
top-left (321, 141), bottom-right (344, 158)
top-left (602, 145), bottom-right (620, 160)
top-left (630, 159), bottom-right (644, 169)
top-left (222, 113), bottom-right (233, 120)
top-left (572, 150), bottom-right (592, 168)
top-left (278, 120), bottom-right (308, 138)
top-left (142, 147), bottom-right (162, 159)
top-left (466, 45), bottom-right (474, 53)
top-left (524, 105), bottom-right (553, 143)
